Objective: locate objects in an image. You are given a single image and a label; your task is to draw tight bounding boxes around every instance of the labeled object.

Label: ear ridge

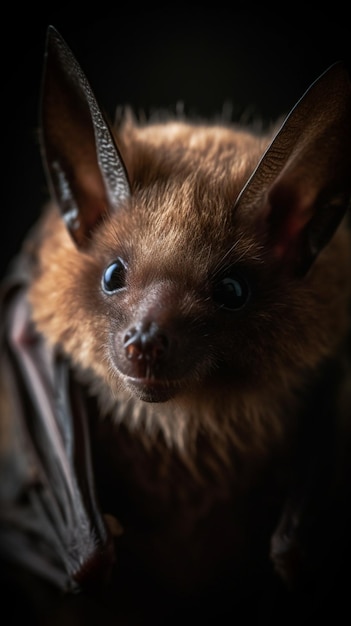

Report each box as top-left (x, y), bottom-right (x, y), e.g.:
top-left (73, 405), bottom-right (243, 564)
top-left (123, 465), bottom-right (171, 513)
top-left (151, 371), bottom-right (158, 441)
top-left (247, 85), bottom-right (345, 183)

top-left (40, 25), bottom-right (131, 247)
top-left (235, 62), bottom-right (351, 275)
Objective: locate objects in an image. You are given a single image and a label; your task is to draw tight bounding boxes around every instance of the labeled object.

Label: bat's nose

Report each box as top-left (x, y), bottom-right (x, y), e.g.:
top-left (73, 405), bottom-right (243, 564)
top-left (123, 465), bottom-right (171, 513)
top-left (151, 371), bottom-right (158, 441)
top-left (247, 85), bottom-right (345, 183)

top-left (123, 321), bottom-right (169, 369)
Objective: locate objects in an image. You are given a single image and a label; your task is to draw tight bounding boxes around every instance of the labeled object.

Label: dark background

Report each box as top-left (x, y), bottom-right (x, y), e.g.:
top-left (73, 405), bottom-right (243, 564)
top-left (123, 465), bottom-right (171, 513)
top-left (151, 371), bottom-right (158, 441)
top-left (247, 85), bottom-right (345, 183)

top-left (2, 8), bottom-right (350, 281)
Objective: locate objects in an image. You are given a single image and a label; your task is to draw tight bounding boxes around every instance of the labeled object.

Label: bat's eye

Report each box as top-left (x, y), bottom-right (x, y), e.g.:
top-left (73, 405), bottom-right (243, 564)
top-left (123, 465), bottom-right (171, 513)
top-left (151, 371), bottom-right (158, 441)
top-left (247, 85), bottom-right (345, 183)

top-left (102, 258), bottom-right (127, 293)
top-left (213, 272), bottom-right (250, 310)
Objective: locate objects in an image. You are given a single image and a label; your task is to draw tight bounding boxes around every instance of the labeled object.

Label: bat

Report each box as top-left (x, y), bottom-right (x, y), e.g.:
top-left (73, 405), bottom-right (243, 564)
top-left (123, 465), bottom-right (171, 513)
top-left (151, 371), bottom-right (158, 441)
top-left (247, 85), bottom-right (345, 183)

top-left (1, 25), bottom-right (351, 625)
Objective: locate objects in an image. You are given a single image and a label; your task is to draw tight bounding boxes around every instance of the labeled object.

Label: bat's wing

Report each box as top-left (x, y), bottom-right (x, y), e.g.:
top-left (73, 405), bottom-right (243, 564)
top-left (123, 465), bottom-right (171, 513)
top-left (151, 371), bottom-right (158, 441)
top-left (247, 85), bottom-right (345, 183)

top-left (0, 249), bottom-right (117, 597)
top-left (270, 351), bottom-right (351, 618)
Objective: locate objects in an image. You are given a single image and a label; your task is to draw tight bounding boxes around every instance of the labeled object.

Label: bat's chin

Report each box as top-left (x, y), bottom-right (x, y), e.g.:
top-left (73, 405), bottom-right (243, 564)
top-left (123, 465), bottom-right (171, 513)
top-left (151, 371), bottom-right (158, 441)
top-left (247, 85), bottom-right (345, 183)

top-left (122, 375), bottom-right (181, 403)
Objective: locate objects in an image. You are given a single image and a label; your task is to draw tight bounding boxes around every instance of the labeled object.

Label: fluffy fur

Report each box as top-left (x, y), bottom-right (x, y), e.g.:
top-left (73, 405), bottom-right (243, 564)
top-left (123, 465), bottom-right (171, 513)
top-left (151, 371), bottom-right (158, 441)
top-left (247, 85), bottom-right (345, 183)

top-left (16, 31), bottom-right (351, 621)
top-left (29, 119), bottom-right (351, 458)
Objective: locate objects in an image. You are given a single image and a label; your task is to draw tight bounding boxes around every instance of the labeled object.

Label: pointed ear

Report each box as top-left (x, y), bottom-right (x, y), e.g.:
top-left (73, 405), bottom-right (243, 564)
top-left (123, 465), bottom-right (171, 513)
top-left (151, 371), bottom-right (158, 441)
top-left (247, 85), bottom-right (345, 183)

top-left (235, 62), bottom-right (351, 276)
top-left (40, 26), bottom-right (131, 247)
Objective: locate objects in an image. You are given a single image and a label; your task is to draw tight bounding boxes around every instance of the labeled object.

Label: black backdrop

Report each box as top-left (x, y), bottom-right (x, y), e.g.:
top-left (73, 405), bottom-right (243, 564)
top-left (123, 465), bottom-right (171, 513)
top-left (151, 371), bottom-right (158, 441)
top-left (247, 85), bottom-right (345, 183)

top-left (2, 9), bottom-right (350, 280)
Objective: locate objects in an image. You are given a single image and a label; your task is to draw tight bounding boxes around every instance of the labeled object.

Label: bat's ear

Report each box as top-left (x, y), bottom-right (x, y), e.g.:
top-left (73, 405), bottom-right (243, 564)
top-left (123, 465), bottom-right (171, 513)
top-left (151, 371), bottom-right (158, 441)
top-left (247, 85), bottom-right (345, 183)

top-left (235, 62), bottom-right (351, 276)
top-left (40, 26), bottom-right (131, 247)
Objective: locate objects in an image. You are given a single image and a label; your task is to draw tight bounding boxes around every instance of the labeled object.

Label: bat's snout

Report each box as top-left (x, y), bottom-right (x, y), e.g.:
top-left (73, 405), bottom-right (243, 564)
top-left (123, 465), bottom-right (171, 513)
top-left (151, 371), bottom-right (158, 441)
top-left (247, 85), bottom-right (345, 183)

top-left (123, 321), bottom-right (170, 375)
top-left (111, 281), bottom-right (205, 402)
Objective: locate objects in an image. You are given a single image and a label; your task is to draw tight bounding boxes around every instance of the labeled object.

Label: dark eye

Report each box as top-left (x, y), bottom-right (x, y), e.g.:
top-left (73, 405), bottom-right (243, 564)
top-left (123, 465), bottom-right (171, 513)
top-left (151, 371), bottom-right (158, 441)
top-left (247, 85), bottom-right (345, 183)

top-left (102, 258), bottom-right (127, 293)
top-left (213, 272), bottom-right (250, 310)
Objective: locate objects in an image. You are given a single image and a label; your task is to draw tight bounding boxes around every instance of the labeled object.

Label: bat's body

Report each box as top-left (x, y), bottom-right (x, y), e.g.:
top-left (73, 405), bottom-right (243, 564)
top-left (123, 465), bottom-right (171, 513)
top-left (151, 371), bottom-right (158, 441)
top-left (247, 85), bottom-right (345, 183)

top-left (1, 27), bottom-right (351, 625)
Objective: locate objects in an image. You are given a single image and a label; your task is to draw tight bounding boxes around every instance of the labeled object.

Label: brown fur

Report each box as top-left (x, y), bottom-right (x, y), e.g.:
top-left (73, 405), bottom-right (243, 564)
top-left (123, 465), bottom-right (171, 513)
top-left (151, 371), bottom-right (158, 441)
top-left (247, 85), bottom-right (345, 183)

top-left (27, 116), bottom-right (351, 599)
top-left (29, 119), bottom-right (351, 452)
top-left (12, 32), bottom-right (350, 621)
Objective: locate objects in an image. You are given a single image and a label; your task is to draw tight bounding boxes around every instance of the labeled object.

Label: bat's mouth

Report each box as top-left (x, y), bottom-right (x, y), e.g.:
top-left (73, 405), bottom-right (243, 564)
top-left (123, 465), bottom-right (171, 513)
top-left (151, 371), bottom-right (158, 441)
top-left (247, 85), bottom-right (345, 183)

top-left (123, 375), bottom-right (182, 402)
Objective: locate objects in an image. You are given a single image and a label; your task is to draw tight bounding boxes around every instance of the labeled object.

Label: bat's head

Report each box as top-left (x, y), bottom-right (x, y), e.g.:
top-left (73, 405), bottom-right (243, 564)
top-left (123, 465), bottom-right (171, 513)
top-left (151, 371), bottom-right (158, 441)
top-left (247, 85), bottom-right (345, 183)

top-left (29, 27), bottom-right (351, 416)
